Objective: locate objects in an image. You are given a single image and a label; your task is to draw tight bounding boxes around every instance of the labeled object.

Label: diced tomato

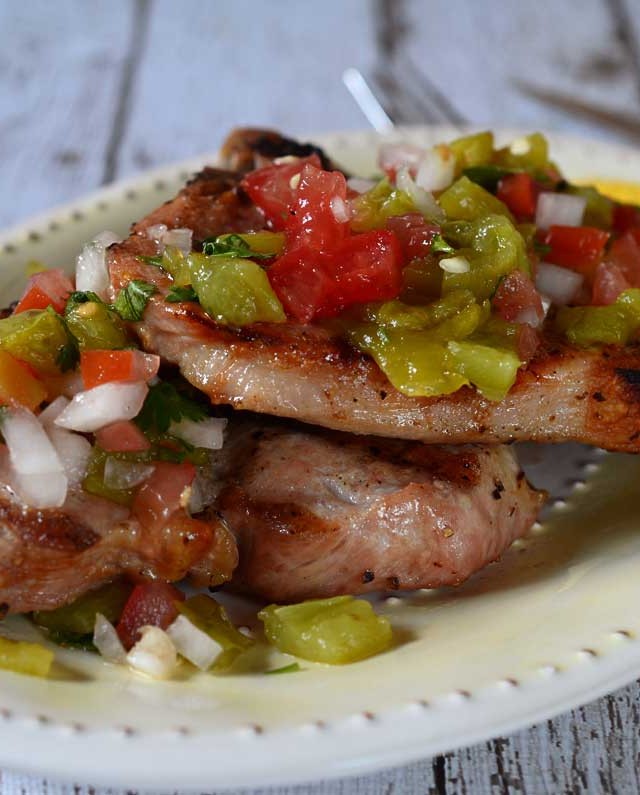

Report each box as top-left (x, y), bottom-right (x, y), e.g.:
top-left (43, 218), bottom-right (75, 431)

top-left (612, 203), bottom-right (640, 235)
top-left (492, 271), bottom-right (544, 325)
top-left (132, 461), bottom-right (196, 531)
top-left (116, 582), bottom-right (185, 650)
top-left (516, 324), bottom-right (541, 361)
top-left (592, 262), bottom-right (632, 305)
top-left (269, 230), bottom-right (403, 322)
top-left (541, 225), bottom-right (610, 279)
top-left (95, 420), bottom-right (151, 452)
top-left (80, 349), bottom-right (160, 389)
top-left (286, 163), bottom-right (348, 250)
top-left (605, 231), bottom-right (640, 287)
top-left (242, 155), bottom-right (322, 229)
top-left (13, 269), bottom-right (74, 315)
top-left (386, 213), bottom-right (439, 260)
top-left (497, 173), bottom-right (540, 221)
top-left (0, 351), bottom-right (47, 410)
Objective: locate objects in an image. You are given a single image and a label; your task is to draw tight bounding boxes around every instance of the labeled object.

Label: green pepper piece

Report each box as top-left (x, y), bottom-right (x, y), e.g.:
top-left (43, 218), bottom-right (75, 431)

top-left (65, 300), bottom-right (129, 350)
top-left (446, 340), bottom-right (521, 401)
top-left (188, 254), bottom-right (286, 326)
top-left (0, 636), bottom-right (54, 678)
top-left (449, 131), bottom-right (494, 172)
top-left (494, 133), bottom-right (550, 173)
top-left (462, 165), bottom-right (512, 192)
top-left (401, 257), bottom-right (443, 303)
top-left (82, 448), bottom-right (135, 506)
top-left (363, 289), bottom-right (479, 331)
top-left (439, 177), bottom-right (511, 222)
top-left (177, 594), bottom-right (254, 671)
top-left (565, 185), bottom-right (613, 229)
top-left (441, 215), bottom-right (529, 298)
top-left (159, 246), bottom-right (192, 286)
top-left (350, 179), bottom-right (416, 232)
top-left (555, 288), bottom-right (640, 346)
top-left (0, 308), bottom-right (70, 375)
top-left (218, 231), bottom-right (285, 258)
top-left (33, 581), bottom-right (133, 636)
top-left (259, 596), bottom-right (393, 665)
top-left (347, 324), bottom-right (469, 397)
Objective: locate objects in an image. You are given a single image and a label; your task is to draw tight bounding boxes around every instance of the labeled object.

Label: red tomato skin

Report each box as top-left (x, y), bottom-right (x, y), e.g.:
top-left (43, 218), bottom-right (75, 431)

top-left (492, 271), bottom-right (544, 324)
top-left (605, 231), bottom-right (640, 287)
top-left (132, 461), bottom-right (196, 532)
top-left (385, 214), bottom-right (440, 260)
top-left (95, 420), bottom-right (151, 452)
top-left (286, 163), bottom-right (348, 250)
top-left (612, 203), bottom-right (640, 235)
top-left (116, 582), bottom-right (185, 650)
top-left (14, 270), bottom-right (73, 314)
top-left (80, 350), bottom-right (160, 389)
top-left (541, 226), bottom-right (610, 278)
top-left (242, 155), bottom-right (322, 229)
top-left (592, 262), bottom-right (632, 305)
top-left (497, 173), bottom-right (539, 221)
top-left (269, 230), bottom-right (403, 322)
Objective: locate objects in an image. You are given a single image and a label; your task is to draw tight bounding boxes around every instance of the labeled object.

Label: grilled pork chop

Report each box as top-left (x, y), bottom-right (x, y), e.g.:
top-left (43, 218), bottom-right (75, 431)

top-left (107, 157), bottom-right (640, 452)
top-left (213, 420), bottom-right (544, 601)
top-left (0, 417), bottom-right (542, 613)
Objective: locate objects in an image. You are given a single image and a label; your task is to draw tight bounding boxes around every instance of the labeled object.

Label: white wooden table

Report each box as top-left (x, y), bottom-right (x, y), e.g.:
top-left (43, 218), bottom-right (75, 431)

top-left (1, 1), bottom-right (640, 791)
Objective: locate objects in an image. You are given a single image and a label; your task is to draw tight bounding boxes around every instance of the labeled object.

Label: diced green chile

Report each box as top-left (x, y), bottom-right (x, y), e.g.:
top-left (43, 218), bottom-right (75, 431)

top-left (188, 254), bottom-right (286, 326)
top-left (438, 177), bottom-right (511, 222)
top-left (33, 581), bottom-right (133, 636)
top-left (0, 308), bottom-right (70, 374)
top-left (555, 289), bottom-right (640, 346)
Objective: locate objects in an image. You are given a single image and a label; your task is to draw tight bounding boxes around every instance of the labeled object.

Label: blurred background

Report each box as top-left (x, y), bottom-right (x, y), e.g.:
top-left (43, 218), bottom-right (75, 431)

top-left (2, 0), bottom-right (639, 227)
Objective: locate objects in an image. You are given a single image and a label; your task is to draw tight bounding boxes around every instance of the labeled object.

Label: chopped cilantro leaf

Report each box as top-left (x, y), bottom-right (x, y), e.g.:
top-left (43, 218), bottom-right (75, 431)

top-left (113, 280), bottom-right (157, 321)
top-left (165, 285), bottom-right (198, 303)
top-left (136, 381), bottom-right (207, 434)
top-left (533, 240), bottom-right (552, 256)
top-left (138, 254), bottom-right (165, 267)
top-left (430, 234), bottom-right (455, 255)
top-left (202, 233), bottom-right (272, 260)
top-left (65, 291), bottom-right (105, 314)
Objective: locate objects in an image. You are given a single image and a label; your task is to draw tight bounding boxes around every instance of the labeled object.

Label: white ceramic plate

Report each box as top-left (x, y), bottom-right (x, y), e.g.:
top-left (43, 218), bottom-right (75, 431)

top-left (0, 127), bottom-right (639, 790)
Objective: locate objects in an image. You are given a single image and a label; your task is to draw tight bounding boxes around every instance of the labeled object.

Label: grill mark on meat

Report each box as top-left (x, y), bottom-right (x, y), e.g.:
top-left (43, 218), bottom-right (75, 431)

top-left (0, 499), bottom-right (99, 552)
top-left (219, 127), bottom-right (338, 173)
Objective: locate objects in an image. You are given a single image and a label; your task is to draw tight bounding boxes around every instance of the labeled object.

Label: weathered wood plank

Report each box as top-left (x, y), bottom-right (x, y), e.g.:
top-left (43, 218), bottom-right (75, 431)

top-left (112, 0), bottom-right (378, 179)
top-left (0, 1), bottom-right (136, 228)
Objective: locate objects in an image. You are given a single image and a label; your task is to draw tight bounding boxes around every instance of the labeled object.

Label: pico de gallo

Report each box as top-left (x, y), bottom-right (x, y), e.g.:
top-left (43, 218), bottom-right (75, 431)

top-left (0, 249), bottom-right (393, 677)
top-left (140, 130), bottom-right (640, 402)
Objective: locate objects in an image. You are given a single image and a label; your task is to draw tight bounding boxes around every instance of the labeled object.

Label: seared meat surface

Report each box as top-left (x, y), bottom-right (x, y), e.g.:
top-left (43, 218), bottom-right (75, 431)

top-left (107, 154), bottom-right (640, 452)
top-left (0, 453), bottom-right (237, 614)
top-left (214, 420), bottom-right (544, 601)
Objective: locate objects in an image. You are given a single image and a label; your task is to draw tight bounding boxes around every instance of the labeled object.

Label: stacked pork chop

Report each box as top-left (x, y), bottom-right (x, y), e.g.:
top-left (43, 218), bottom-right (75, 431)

top-left (19, 128), bottom-right (640, 612)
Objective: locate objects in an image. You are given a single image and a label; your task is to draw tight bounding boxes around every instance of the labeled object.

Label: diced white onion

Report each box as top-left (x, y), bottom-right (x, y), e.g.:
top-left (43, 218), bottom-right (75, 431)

top-left (162, 228), bottom-right (192, 254)
top-left (93, 230), bottom-right (121, 248)
top-left (103, 458), bottom-right (154, 491)
top-left (535, 263), bottom-right (584, 305)
top-left (54, 381), bottom-right (148, 433)
top-left (330, 196), bottom-right (351, 223)
top-left (439, 255), bottom-right (471, 274)
top-left (146, 224), bottom-right (168, 242)
top-left (513, 307), bottom-right (543, 328)
top-left (378, 142), bottom-right (425, 174)
top-left (127, 625), bottom-right (177, 679)
top-left (47, 427), bottom-right (92, 488)
top-left (535, 193), bottom-right (586, 230)
top-left (347, 177), bottom-right (376, 194)
top-left (415, 146), bottom-right (456, 192)
top-left (166, 615), bottom-right (222, 671)
top-left (2, 407), bottom-right (68, 507)
top-left (75, 232), bottom-right (118, 298)
top-left (93, 613), bottom-right (127, 664)
top-left (169, 417), bottom-right (227, 450)
top-left (38, 396), bottom-right (70, 426)
top-left (396, 167), bottom-right (445, 223)
top-left (509, 137), bottom-right (531, 156)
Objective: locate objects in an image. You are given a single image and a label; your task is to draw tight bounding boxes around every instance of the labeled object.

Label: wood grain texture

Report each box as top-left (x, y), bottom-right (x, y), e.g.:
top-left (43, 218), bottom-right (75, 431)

top-left (1, 0), bottom-right (640, 792)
